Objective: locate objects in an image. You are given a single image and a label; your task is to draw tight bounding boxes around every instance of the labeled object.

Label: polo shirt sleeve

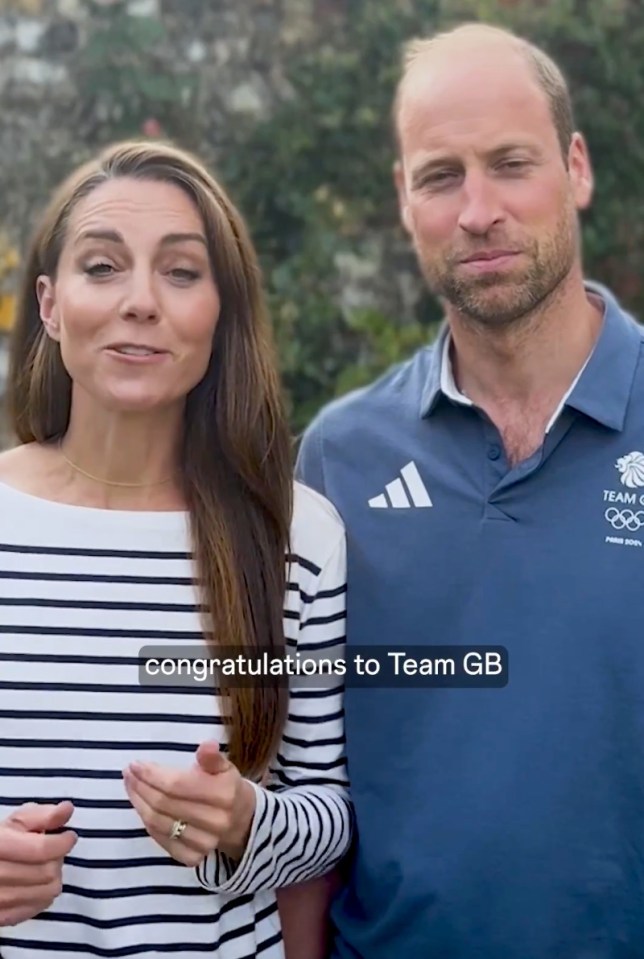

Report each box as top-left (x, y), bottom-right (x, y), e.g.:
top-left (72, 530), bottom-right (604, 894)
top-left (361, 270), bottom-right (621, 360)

top-left (295, 416), bottom-right (327, 495)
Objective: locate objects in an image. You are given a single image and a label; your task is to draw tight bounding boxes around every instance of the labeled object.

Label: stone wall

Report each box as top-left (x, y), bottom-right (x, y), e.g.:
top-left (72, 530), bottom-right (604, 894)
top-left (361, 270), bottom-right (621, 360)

top-left (0, 0), bottom-right (426, 447)
top-left (0, 0), bottom-right (321, 251)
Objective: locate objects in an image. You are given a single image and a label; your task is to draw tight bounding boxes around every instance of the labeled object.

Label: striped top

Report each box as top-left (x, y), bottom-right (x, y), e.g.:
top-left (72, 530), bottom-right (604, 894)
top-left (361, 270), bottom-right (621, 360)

top-left (0, 479), bottom-right (352, 958)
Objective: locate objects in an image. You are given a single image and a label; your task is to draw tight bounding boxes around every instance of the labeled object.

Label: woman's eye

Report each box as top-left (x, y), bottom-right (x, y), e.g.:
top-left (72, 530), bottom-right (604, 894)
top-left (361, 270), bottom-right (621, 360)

top-left (84, 262), bottom-right (114, 277)
top-left (169, 268), bottom-right (200, 281)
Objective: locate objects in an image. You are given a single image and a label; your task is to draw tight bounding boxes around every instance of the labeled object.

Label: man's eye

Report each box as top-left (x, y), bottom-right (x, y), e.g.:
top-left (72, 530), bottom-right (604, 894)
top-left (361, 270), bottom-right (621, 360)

top-left (499, 160), bottom-right (529, 171)
top-left (421, 171), bottom-right (457, 188)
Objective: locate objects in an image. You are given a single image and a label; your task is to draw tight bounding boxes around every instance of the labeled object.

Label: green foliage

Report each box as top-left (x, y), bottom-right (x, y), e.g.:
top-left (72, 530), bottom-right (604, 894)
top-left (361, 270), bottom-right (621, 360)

top-left (222, 0), bottom-right (445, 431)
top-left (73, 1), bottom-right (200, 145)
top-left (224, 0), bottom-right (644, 431)
top-left (68, 0), bottom-right (644, 433)
top-left (333, 308), bottom-right (432, 396)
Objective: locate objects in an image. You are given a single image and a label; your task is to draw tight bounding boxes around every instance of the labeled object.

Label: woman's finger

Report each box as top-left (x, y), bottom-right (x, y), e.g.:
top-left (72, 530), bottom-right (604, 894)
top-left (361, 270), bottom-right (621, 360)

top-left (0, 860), bottom-right (59, 887)
top-left (123, 769), bottom-right (224, 834)
top-left (123, 774), bottom-right (214, 864)
top-left (127, 760), bottom-right (235, 808)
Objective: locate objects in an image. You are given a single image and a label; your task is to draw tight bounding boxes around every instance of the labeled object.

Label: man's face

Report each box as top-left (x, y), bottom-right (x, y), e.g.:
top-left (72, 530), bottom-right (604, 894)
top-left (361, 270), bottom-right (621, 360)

top-left (394, 44), bottom-right (593, 327)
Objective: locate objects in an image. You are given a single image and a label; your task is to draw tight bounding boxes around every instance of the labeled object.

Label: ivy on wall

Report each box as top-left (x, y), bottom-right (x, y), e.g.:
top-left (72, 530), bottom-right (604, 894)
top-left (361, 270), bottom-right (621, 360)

top-left (223, 0), bottom-right (644, 429)
top-left (72, 1), bottom-right (201, 147)
top-left (2, 0), bottom-right (642, 434)
top-left (0, 235), bottom-right (18, 333)
top-left (221, 0), bottom-right (446, 430)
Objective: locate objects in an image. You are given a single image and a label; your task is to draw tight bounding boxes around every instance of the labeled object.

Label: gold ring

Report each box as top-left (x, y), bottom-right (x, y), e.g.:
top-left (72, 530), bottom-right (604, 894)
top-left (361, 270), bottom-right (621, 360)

top-left (169, 819), bottom-right (187, 840)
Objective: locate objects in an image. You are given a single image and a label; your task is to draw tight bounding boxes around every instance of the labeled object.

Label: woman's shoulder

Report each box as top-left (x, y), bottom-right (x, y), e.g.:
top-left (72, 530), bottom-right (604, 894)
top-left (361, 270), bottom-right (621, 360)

top-left (0, 441), bottom-right (65, 499)
top-left (289, 480), bottom-right (345, 577)
top-left (0, 444), bottom-right (45, 506)
top-left (0, 442), bottom-right (36, 480)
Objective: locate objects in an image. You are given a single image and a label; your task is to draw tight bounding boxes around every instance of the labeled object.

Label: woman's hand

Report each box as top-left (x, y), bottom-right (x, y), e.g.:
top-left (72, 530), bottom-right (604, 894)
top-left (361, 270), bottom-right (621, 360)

top-left (123, 741), bottom-right (257, 867)
top-left (0, 801), bottom-right (77, 927)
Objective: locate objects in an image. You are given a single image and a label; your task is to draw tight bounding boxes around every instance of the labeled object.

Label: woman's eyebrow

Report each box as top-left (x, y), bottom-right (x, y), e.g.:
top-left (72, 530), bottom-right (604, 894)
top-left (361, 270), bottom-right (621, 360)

top-left (73, 230), bottom-right (208, 247)
top-left (74, 228), bottom-right (123, 246)
top-left (159, 232), bottom-right (208, 247)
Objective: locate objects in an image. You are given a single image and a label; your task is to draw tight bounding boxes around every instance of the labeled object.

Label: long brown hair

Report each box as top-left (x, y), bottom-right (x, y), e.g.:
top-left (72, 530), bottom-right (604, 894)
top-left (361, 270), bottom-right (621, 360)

top-left (6, 140), bottom-right (293, 778)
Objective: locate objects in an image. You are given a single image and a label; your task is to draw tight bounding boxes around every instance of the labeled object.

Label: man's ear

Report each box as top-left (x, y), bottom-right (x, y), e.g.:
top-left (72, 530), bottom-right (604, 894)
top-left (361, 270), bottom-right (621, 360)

top-left (36, 275), bottom-right (60, 341)
top-left (568, 131), bottom-right (594, 211)
top-left (393, 160), bottom-right (413, 235)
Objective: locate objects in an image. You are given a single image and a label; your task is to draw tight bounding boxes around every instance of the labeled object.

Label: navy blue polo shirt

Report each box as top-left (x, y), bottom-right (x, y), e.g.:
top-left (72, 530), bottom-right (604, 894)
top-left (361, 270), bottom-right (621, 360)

top-left (296, 283), bottom-right (644, 959)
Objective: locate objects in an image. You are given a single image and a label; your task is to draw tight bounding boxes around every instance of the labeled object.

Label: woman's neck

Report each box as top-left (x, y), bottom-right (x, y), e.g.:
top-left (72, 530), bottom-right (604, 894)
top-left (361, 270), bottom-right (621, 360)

top-left (55, 400), bottom-right (186, 510)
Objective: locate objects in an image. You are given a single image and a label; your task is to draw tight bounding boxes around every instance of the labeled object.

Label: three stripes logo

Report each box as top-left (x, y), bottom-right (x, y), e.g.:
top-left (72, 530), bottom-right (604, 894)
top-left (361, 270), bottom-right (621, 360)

top-left (368, 461), bottom-right (432, 509)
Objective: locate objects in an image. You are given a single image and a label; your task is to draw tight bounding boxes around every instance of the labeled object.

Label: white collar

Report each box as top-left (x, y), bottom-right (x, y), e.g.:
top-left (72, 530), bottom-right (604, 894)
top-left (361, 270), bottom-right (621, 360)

top-left (439, 330), bottom-right (592, 433)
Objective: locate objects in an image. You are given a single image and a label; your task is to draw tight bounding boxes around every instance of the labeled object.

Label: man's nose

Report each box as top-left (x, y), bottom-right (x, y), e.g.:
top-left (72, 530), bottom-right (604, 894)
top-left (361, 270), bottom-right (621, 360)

top-left (457, 173), bottom-right (505, 236)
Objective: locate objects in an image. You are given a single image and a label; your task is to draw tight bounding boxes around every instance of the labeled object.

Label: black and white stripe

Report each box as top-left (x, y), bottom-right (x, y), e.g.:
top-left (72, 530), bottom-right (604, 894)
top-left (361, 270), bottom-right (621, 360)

top-left (0, 480), bottom-right (351, 958)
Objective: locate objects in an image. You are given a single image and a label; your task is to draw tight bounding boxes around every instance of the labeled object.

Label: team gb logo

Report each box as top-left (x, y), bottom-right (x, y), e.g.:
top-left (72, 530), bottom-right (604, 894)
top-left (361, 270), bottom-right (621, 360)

top-left (616, 452), bottom-right (644, 488)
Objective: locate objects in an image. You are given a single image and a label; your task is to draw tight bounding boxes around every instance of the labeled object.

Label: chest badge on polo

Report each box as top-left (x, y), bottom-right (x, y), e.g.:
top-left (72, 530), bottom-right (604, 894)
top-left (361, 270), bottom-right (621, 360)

top-left (603, 452), bottom-right (644, 547)
top-left (615, 451), bottom-right (644, 488)
top-left (368, 461), bottom-right (432, 509)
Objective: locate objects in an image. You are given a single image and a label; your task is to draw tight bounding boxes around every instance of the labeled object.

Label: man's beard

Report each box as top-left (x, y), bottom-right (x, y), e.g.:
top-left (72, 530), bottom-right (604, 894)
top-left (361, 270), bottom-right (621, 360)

top-left (418, 209), bottom-right (578, 328)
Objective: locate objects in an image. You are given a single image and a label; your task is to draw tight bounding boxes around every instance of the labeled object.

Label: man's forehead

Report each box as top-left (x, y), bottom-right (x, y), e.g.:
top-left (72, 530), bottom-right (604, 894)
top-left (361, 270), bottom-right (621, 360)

top-left (400, 30), bottom-right (530, 89)
top-left (396, 48), bottom-right (550, 149)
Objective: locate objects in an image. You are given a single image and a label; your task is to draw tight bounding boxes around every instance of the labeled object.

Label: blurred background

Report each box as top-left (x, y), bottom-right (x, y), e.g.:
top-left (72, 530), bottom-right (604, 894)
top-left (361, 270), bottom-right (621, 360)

top-left (0, 0), bottom-right (642, 447)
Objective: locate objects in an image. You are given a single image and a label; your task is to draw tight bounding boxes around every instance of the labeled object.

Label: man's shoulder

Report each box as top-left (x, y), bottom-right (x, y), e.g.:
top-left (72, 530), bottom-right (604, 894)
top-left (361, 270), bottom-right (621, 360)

top-left (302, 344), bottom-right (436, 444)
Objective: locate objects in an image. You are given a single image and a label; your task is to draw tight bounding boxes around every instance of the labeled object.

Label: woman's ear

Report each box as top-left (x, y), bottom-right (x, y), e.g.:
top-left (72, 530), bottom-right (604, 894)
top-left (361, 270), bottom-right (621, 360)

top-left (36, 275), bottom-right (61, 341)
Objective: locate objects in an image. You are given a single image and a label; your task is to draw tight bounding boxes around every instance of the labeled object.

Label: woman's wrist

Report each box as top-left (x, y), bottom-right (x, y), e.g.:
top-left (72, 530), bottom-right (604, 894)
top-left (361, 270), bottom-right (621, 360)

top-left (216, 779), bottom-right (257, 861)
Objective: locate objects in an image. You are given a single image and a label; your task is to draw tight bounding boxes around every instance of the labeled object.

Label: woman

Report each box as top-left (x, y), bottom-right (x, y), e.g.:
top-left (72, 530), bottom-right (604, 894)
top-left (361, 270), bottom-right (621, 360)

top-left (0, 139), bottom-right (351, 957)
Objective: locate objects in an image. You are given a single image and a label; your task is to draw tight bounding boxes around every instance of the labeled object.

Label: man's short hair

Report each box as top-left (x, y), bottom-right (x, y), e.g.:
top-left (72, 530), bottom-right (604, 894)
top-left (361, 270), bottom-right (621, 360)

top-left (393, 23), bottom-right (575, 161)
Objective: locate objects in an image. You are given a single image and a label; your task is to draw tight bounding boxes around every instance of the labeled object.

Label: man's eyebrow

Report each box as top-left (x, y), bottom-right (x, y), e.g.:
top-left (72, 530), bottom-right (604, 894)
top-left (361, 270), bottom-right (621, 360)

top-left (73, 230), bottom-right (208, 247)
top-left (485, 141), bottom-right (541, 160)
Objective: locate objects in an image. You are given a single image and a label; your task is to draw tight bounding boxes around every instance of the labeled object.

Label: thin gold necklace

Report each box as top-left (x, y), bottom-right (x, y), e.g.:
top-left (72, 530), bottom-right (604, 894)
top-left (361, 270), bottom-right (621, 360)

top-left (59, 445), bottom-right (176, 488)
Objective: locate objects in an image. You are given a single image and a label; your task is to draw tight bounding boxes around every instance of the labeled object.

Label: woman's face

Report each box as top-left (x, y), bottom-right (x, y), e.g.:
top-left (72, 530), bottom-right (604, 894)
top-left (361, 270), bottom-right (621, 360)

top-left (37, 176), bottom-right (221, 415)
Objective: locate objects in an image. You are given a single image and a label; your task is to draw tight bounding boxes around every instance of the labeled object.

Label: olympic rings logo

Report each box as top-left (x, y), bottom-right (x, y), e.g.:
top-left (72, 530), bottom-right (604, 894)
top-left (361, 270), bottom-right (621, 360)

top-left (604, 507), bottom-right (644, 531)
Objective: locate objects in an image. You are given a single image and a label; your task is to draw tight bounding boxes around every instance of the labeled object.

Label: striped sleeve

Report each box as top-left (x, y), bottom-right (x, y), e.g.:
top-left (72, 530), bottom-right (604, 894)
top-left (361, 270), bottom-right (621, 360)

top-left (196, 527), bottom-right (353, 895)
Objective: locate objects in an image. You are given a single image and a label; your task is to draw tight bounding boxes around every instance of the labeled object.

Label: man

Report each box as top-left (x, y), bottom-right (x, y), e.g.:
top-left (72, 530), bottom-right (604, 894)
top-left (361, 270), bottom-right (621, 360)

top-left (296, 21), bottom-right (644, 959)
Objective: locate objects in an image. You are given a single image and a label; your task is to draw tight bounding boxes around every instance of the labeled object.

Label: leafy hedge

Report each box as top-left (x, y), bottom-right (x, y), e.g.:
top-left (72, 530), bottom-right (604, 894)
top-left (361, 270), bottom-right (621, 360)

top-left (222, 0), bottom-right (644, 430)
top-left (63, 0), bottom-right (644, 431)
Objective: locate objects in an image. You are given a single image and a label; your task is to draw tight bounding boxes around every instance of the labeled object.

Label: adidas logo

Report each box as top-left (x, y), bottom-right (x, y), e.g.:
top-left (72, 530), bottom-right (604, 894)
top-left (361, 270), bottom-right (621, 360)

top-left (368, 461), bottom-right (432, 509)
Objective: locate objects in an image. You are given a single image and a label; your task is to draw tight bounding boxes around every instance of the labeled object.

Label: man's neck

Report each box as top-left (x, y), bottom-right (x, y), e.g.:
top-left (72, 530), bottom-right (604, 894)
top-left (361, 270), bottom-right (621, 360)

top-left (447, 278), bottom-right (604, 464)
